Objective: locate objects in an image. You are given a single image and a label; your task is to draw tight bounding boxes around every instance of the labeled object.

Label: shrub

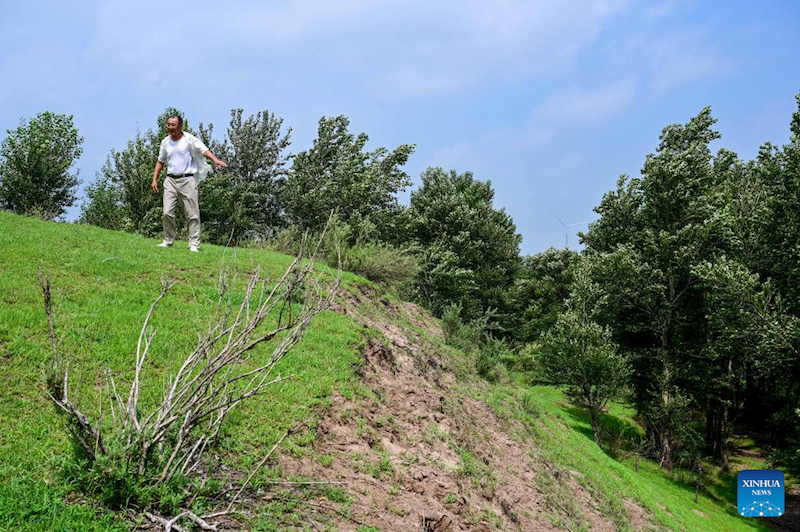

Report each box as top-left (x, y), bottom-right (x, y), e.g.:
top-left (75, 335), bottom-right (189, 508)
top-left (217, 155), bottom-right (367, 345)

top-left (339, 242), bottom-right (419, 290)
top-left (40, 242), bottom-right (336, 525)
top-left (476, 336), bottom-right (512, 382)
top-left (79, 175), bottom-right (125, 230)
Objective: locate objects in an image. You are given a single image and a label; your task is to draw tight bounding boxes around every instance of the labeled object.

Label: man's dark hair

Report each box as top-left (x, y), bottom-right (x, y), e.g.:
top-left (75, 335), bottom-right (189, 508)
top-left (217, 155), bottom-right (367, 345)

top-left (168, 114), bottom-right (184, 126)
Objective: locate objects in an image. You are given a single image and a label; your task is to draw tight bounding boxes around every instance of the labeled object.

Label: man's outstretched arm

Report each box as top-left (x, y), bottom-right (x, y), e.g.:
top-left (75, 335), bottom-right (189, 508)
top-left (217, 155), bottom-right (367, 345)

top-left (204, 150), bottom-right (227, 167)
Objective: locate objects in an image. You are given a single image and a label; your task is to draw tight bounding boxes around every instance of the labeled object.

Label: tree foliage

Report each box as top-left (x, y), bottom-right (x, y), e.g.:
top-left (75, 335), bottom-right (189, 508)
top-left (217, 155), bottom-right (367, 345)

top-left (199, 109), bottom-right (292, 244)
top-left (510, 247), bottom-right (578, 344)
top-left (542, 258), bottom-right (628, 445)
top-left (579, 98), bottom-right (800, 469)
top-left (0, 112), bottom-right (83, 219)
top-left (408, 167), bottom-right (521, 326)
top-left (79, 173), bottom-right (124, 231)
top-left (284, 115), bottom-right (414, 240)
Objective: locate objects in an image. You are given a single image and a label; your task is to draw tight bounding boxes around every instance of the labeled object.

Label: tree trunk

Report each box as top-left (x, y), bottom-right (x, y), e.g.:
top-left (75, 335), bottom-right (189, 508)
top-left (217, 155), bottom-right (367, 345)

top-left (590, 408), bottom-right (602, 446)
top-left (721, 396), bottom-right (731, 469)
top-left (661, 433), bottom-right (673, 470)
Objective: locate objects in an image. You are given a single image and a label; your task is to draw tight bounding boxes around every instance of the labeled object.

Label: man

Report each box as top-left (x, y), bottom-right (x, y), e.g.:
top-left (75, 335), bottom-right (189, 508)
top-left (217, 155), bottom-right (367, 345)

top-left (151, 114), bottom-right (227, 252)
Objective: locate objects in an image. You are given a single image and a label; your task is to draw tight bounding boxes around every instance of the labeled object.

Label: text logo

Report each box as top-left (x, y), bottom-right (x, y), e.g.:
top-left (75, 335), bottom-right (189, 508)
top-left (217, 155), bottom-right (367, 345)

top-left (738, 469), bottom-right (784, 518)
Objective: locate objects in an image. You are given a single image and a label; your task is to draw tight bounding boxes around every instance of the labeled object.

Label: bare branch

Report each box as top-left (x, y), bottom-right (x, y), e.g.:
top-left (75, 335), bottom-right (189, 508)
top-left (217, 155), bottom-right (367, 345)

top-left (37, 269), bottom-right (58, 363)
top-left (226, 425), bottom-right (298, 513)
top-left (144, 510), bottom-right (187, 532)
top-left (42, 226), bottom-right (339, 521)
top-left (127, 279), bottom-right (174, 432)
top-left (182, 510), bottom-right (218, 531)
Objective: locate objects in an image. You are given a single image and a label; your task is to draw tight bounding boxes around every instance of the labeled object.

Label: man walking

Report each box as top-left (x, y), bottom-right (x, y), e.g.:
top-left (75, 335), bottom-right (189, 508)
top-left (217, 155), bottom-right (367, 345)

top-left (151, 114), bottom-right (227, 252)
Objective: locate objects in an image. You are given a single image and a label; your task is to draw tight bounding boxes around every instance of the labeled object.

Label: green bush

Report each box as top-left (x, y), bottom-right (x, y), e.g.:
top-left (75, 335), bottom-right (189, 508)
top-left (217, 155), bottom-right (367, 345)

top-left (441, 303), bottom-right (481, 353)
top-left (56, 435), bottom-right (191, 514)
top-left (476, 336), bottom-right (512, 382)
top-left (267, 224), bottom-right (303, 255)
top-left (79, 175), bottom-right (125, 230)
top-left (441, 303), bottom-right (516, 382)
top-left (339, 242), bottom-right (419, 290)
top-left (266, 219), bottom-right (419, 291)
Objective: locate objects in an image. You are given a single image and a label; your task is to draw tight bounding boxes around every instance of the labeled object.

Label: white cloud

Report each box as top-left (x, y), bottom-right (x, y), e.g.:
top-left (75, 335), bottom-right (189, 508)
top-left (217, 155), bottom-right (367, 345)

top-left (647, 29), bottom-right (736, 93)
top-left (644, 0), bottom-right (679, 20)
top-left (364, 0), bottom-right (630, 98)
top-left (534, 78), bottom-right (638, 124)
top-left (80, 0), bottom-right (629, 99)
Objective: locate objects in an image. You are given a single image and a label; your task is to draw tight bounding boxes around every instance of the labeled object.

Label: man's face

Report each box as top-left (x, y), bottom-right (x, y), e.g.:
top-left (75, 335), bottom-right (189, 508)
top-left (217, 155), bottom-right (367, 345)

top-left (167, 117), bottom-right (181, 136)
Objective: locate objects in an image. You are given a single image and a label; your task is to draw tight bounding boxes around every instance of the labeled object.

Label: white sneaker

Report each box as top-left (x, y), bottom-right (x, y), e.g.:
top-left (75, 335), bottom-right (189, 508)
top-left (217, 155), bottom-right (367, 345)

top-left (157, 241), bottom-right (172, 248)
top-left (188, 245), bottom-right (200, 253)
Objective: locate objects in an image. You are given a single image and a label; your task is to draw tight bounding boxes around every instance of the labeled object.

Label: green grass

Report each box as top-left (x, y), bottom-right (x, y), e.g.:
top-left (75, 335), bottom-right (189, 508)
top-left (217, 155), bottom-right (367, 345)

top-left (470, 380), bottom-right (773, 532)
top-left (0, 212), bottom-right (365, 530)
top-left (0, 212), bottom-right (782, 531)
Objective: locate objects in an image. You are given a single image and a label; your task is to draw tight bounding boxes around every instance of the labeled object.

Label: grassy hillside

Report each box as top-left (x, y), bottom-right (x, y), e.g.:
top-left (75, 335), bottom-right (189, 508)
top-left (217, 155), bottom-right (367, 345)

top-left (0, 212), bottom-right (366, 530)
top-left (470, 383), bottom-right (772, 532)
top-left (0, 212), bottom-right (777, 531)
top-left (327, 280), bottom-right (775, 532)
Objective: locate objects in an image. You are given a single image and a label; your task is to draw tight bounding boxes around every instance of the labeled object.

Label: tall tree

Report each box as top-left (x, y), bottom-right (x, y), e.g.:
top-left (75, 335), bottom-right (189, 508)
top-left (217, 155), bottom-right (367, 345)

top-left (732, 95), bottom-right (800, 449)
top-left (198, 109), bottom-right (292, 244)
top-left (510, 247), bottom-right (578, 344)
top-left (284, 115), bottom-right (414, 240)
top-left (0, 112), bottom-right (83, 219)
top-left (583, 109), bottom-right (721, 468)
top-left (582, 99), bottom-right (800, 470)
top-left (408, 167), bottom-right (521, 325)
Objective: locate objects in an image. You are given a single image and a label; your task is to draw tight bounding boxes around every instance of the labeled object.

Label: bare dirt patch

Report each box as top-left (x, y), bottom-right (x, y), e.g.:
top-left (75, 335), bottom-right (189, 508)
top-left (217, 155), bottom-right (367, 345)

top-left (260, 288), bottom-right (646, 530)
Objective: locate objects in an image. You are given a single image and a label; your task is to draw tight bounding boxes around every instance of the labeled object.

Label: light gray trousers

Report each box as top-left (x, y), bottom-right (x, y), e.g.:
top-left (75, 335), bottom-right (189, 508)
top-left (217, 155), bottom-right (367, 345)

top-left (162, 176), bottom-right (201, 247)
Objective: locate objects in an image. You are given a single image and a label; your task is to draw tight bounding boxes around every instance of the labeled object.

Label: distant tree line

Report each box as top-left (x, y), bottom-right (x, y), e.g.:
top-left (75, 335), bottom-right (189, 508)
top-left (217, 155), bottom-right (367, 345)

top-left (3, 97), bottom-right (800, 474)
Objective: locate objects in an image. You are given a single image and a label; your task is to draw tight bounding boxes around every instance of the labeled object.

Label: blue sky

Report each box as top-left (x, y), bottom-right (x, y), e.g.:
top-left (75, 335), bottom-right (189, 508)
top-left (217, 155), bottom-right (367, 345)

top-left (1, 0), bottom-right (799, 254)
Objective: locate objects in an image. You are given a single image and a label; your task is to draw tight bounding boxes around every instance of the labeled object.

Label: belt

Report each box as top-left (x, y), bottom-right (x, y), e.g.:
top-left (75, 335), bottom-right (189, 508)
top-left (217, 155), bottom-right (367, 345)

top-left (167, 173), bottom-right (195, 178)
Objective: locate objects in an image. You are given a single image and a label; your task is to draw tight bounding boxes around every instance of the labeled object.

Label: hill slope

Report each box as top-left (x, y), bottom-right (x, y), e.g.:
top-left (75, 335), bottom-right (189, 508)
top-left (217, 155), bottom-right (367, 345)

top-left (0, 212), bottom-right (773, 531)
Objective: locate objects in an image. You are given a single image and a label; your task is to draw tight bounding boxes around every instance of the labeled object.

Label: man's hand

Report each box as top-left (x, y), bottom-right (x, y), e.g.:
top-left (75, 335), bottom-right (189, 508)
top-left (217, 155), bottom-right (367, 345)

top-left (152, 178), bottom-right (159, 193)
top-left (203, 150), bottom-right (228, 168)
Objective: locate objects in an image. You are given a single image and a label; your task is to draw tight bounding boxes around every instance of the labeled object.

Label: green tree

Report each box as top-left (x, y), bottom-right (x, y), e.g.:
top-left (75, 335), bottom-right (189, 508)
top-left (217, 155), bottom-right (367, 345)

top-left (95, 130), bottom-right (163, 236)
top-left (511, 247), bottom-right (578, 344)
top-left (691, 257), bottom-right (767, 468)
top-left (754, 95), bottom-right (800, 315)
top-left (541, 258), bottom-right (628, 446)
top-left (283, 115), bottom-right (414, 240)
top-left (713, 96), bottom-right (800, 454)
top-left (198, 108), bottom-right (291, 244)
top-left (582, 109), bottom-right (721, 468)
top-left (576, 96), bottom-right (800, 471)
top-left (79, 173), bottom-right (124, 231)
top-left (0, 112), bottom-right (83, 219)
top-left (408, 167), bottom-right (521, 325)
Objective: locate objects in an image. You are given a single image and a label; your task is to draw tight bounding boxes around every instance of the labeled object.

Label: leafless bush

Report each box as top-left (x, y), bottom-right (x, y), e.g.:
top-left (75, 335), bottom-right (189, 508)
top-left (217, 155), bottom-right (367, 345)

top-left (41, 232), bottom-right (339, 528)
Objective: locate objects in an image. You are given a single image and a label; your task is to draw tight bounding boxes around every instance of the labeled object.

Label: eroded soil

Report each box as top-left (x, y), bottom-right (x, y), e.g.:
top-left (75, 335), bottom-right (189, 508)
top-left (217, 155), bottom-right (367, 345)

top-left (264, 286), bottom-right (651, 531)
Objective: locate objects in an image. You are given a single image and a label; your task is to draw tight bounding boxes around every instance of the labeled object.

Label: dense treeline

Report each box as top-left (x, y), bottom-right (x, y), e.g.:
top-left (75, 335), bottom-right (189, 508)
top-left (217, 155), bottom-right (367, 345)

top-left (76, 107), bottom-right (523, 330)
top-left (3, 98), bottom-right (799, 473)
top-left (562, 99), bottom-right (800, 471)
